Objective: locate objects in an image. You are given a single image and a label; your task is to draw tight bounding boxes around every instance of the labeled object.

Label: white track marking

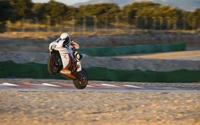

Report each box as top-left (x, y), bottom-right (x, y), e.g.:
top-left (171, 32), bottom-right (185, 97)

top-left (0, 82), bottom-right (142, 89)
top-left (42, 83), bottom-right (60, 87)
top-left (123, 85), bottom-right (142, 88)
top-left (2, 83), bottom-right (19, 86)
top-left (101, 84), bottom-right (119, 87)
top-left (87, 85), bottom-right (95, 88)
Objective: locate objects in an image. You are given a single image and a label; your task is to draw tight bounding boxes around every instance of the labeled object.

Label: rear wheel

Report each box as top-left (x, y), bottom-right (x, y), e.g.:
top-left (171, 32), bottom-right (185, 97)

top-left (73, 69), bottom-right (88, 89)
top-left (47, 53), bottom-right (62, 74)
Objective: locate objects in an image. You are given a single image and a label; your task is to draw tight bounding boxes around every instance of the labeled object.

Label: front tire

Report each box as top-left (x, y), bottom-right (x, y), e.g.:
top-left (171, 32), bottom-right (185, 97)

top-left (47, 53), bottom-right (62, 74)
top-left (73, 69), bottom-right (88, 89)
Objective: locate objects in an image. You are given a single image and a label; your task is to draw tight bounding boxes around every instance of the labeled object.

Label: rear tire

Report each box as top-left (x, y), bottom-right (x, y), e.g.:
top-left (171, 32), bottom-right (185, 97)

top-left (73, 69), bottom-right (88, 89)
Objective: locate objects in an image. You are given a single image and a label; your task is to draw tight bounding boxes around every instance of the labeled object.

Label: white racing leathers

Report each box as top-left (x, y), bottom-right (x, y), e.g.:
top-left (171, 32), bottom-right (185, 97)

top-left (49, 39), bottom-right (82, 73)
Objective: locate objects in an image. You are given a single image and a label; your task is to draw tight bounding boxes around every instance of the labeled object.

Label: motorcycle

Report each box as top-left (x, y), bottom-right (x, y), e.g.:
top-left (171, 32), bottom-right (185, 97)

top-left (47, 40), bottom-right (88, 89)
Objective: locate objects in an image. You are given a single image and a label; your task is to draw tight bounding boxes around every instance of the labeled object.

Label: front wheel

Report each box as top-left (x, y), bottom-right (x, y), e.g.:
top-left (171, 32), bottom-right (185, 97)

top-left (73, 69), bottom-right (88, 89)
top-left (47, 53), bottom-right (62, 74)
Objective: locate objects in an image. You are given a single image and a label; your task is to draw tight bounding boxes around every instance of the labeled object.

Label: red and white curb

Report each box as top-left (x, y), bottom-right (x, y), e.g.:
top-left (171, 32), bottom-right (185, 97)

top-left (0, 82), bottom-right (143, 89)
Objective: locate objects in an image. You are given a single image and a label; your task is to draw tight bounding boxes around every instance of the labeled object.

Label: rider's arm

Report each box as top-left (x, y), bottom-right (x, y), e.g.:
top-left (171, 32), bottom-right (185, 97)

top-left (71, 40), bottom-right (79, 50)
top-left (55, 38), bottom-right (61, 43)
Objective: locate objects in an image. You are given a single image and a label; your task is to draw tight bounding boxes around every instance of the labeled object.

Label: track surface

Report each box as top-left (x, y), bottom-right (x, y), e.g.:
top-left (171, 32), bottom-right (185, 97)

top-left (0, 79), bottom-right (200, 92)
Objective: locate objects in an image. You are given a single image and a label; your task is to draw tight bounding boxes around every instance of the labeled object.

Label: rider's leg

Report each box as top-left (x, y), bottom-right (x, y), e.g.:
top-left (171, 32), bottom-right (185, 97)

top-left (76, 61), bottom-right (82, 72)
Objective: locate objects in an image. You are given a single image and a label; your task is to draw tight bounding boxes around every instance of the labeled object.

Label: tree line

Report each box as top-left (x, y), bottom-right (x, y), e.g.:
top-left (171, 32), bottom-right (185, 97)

top-left (0, 0), bottom-right (200, 30)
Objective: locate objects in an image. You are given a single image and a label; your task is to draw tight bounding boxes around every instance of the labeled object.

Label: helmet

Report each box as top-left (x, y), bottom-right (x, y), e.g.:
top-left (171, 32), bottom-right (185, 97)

top-left (60, 32), bottom-right (71, 41)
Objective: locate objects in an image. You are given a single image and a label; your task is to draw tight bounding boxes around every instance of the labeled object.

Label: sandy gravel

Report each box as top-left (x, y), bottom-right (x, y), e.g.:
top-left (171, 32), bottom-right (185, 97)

top-left (0, 90), bottom-right (200, 125)
top-left (120, 50), bottom-right (200, 60)
top-left (0, 32), bottom-right (200, 52)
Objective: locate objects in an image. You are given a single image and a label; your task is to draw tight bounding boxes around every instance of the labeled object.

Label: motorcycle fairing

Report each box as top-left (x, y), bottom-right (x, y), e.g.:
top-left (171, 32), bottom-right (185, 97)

top-left (53, 40), bottom-right (77, 79)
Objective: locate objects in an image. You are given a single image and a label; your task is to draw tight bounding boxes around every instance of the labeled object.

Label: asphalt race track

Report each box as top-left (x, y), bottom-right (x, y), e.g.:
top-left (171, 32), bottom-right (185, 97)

top-left (0, 79), bottom-right (200, 92)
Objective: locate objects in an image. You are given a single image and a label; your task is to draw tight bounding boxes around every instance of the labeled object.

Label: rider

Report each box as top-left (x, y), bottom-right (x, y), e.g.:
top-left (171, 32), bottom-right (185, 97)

top-left (57, 32), bottom-right (83, 73)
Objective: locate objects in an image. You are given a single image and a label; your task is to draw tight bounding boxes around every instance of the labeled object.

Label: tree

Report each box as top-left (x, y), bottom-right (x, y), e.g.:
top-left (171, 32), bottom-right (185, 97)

top-left (66, 6), bottom-right (78, 20)
top-left (187, 9), bottom-right (200, 29)
top-left (45, 0), bottom-right (67, 19)
top-left (121, 2), bottom-right (160, 24)
top-left (77, 3), bottom-right (120, 25)
top-left (0, 0), bottom-right (15, 22)
top-left (136, 5), bottom-right (184, 29)
top-left (10, 0), bottom-right (33, 19)
top-left (43, 0), bottom-right (77, 25)
top-left (193, 9), bottom-right (200, 28)
top-left (0, 0), bottom-right (15, 32)
top-left (32, 3), bottom-right (46, 23)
